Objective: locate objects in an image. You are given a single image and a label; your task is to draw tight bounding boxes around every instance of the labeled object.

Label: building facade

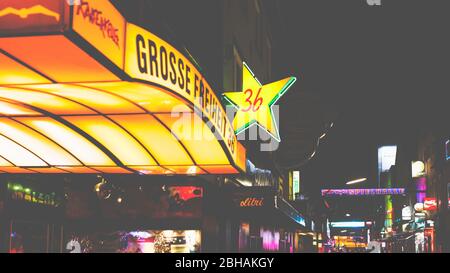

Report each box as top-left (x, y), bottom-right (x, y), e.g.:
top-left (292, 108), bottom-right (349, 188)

top-left (0, 0), bottom-right (310, 253)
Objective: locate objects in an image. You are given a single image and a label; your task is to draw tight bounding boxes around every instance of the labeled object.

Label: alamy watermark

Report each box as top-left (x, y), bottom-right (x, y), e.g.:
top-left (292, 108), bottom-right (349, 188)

top-left (166, 102), bottom-right (281, 152)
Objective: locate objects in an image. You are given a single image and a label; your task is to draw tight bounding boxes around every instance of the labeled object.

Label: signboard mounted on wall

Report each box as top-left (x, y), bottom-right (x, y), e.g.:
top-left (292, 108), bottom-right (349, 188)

top-left (0, 0), bottom-right (247, 175)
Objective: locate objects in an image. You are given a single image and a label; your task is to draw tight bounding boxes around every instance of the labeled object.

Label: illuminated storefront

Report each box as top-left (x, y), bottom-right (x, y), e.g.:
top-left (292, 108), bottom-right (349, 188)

top-left (0, 0), bottom-right (251, 253)
top-left (231, 186), bottom-right (307, 253)
top-left (0, 178), bottom-right (65, 253)
top-left (0, 0), bottom-right (246, 175)
top-left (65, 229), bottom-right (202, 253)
top-left (332, 236), bottom-right (367, 250)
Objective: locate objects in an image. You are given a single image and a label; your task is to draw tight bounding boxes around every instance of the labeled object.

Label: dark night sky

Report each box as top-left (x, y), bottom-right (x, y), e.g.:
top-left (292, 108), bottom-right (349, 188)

top-left (270, 0), bottom-right (449, 217)
top-left (111, 1), bottom-right (448, 219)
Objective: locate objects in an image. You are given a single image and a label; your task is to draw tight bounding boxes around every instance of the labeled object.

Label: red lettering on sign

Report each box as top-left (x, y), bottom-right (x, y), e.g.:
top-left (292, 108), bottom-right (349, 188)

top-left (242, 88), bottom-right (264, 112)
top-left (239, 197), bottom-right (264, 207)
top-left (76, 0), bottom-right (120, 47)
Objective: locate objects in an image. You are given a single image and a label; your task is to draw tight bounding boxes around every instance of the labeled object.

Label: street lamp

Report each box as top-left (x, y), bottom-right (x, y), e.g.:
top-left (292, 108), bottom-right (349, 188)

top-left (346, 177), bottom-right (367, 185)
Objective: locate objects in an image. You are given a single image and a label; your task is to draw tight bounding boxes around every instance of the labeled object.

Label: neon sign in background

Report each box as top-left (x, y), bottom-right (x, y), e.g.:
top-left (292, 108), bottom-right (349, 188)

top-left (321, 188), bottom-right (405, 197)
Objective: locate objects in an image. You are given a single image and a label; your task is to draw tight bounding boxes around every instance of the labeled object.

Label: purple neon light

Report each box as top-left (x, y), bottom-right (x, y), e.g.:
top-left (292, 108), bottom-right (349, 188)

top-left (415, 177), bottom-right (427, 203)
top-left (321, 188), bottom-right (405, 196)
top-left (260, 228), bottom-right (279, 251)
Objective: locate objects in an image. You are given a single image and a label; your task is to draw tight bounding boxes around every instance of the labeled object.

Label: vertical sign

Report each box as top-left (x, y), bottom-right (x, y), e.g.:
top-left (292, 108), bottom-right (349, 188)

top-left (385, 172), bottom-right (393, 232)
top-left (292, 171), bottom-right (300, 200)
top-left (377, 146), bottom-right (397, 186)
top-left (288, 171), bottom-right (293, 200)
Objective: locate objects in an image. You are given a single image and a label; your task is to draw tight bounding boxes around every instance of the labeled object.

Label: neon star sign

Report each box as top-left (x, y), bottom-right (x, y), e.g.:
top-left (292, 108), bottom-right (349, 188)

top-left (223, 62), bottom-right (296, 142)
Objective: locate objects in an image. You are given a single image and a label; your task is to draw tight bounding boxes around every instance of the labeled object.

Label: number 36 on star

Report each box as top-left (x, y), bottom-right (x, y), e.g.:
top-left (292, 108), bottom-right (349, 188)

top-left (223, 62), bottom-right (296, 142)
